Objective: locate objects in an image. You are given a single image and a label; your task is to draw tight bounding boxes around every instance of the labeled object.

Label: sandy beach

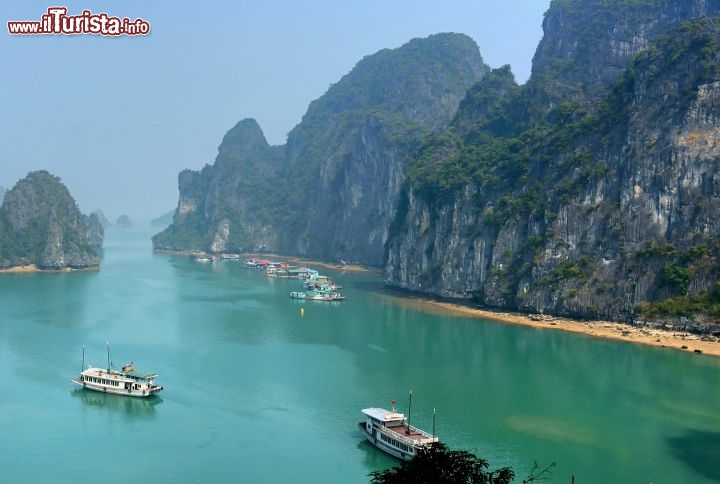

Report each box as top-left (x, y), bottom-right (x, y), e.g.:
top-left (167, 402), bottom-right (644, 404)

top-left (420, 300), bottom-right (720, 358)
top-left (0, 264), bottom-right (41, 273)
top-left (283, 257), bottom-right (376, 274)
top-left (0, 264), bottom-right (99, 274)
top-left (239, 253), bottom-right (377, 274)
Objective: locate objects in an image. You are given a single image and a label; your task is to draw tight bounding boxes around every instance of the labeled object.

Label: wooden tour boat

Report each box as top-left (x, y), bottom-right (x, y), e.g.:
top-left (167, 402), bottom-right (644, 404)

top-left (359, 392), bottom-right (438, 460)
top-left (70, 344), bottom-right (163, 398)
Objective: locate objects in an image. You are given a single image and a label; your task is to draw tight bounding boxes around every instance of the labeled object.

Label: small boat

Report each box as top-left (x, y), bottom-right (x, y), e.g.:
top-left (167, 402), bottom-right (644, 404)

top-left (70, 344), bottom-right (163, 398)
top-left (192, 254), bottom-right (218, 263)
top-left (311, 291), bottom-right (345, 301)
top-left (290, 290), bottom-right (346, 301)
top-left (302, 274), bottom-right (342, 291)
top-left (303, 281), bottom-right (342, 292)
top-left (358, 393), bottom-right (438, 461)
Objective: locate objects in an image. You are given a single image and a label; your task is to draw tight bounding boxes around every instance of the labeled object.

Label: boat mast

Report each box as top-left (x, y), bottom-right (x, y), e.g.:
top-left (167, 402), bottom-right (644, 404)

top-left (406, 389), bottom-right (412, 432)
top-left (106, 342), bottom-right (111, 371)
top-left (81, 345), bottom-right (85, 373)
top-left (432, 408), bottom-right (436, 439)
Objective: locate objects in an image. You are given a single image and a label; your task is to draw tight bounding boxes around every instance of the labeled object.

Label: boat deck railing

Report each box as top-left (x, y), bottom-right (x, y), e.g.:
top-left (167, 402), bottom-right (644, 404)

top-left (382, 423), bottom-right (438, 446)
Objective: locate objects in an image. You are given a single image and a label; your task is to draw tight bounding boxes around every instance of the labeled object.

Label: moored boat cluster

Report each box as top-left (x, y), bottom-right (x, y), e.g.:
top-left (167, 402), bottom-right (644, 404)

top-left (243, 257), bottom-right (347, 302)
top-left (190, 253), bottom-right (348, 300)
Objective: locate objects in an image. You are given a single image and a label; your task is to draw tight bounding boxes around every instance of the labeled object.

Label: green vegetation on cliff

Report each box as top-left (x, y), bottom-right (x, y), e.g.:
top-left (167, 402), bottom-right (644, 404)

top-left (0, 171), bottom-right (98, 269)
top-left (152, 119), bottom-right (285, 251)
top-left (634, 240), bottom-right (720, 319)
top-left (0, 213), bottom-right (22, 259)
top-left (406, 17), bottom-right (720, 206)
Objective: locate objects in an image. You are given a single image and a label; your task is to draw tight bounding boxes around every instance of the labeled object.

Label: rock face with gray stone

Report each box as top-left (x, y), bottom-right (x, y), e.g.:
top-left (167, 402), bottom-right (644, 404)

top-left (84, 212), bottom-right (105, 248)
top-left (0, 171), bottom-right (99, 270)
top-left (152, 33), bottom-right (489, 264)
top-left (92, 209), bottom-right (112, 229)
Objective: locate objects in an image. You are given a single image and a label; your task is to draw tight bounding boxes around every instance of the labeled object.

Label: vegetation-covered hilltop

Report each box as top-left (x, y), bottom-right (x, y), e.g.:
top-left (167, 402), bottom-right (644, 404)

top-left (0, 171), bottom-right (99, 270)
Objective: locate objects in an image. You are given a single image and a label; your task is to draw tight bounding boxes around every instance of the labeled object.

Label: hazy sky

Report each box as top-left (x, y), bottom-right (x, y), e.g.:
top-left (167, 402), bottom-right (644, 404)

top-left (1, 0), bottom-right (551, 220)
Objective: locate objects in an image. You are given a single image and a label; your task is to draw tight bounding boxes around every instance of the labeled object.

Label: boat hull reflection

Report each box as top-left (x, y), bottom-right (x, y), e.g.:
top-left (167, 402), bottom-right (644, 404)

top-left (71, 388), bottom-right (163, 418)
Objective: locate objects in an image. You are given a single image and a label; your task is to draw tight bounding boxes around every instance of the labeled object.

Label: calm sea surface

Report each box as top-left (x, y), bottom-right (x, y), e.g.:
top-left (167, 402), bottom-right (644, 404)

top-left (1, 226), bottom-right (719, 483)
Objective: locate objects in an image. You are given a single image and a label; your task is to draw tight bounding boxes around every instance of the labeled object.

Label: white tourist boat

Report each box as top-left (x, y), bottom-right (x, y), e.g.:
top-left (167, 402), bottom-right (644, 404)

top-left (70, 345), bottom-right (163, 398)
top-left (358, 394), bottom-right (438, 461)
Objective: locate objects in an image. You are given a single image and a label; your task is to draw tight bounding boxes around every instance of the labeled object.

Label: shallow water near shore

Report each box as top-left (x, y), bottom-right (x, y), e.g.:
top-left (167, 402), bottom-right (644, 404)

top-left (1, 227), bottom-right (719, 483)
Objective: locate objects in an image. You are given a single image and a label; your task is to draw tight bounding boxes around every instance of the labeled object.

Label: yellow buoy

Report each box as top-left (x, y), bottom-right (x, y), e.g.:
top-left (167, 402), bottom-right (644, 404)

top-left (300, 307), bottom-right (304, 317)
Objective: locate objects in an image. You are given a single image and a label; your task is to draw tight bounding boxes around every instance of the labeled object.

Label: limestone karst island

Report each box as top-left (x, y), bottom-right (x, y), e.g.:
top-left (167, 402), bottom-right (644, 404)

top-left (0, 171), bottom-right (102, 272)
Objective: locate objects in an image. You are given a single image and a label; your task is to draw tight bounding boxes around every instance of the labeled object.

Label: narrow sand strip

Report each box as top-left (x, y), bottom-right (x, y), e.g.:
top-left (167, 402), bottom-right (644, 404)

top-left (424, 300), bottom-right (720, 358)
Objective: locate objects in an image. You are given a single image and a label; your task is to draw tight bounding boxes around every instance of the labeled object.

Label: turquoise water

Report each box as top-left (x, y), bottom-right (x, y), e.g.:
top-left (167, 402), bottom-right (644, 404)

top-left (1, 227), bottom-right (719, 483)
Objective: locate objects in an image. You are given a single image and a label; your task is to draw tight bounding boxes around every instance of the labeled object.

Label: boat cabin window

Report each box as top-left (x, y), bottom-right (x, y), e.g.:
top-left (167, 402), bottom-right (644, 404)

top-left (380, 434), bottom-right (412, 453)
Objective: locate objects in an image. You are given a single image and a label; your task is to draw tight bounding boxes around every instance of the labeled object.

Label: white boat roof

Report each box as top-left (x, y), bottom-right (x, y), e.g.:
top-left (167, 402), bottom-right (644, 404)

top-left (362, 407), bottom-right (406, 422)
top-left (125, 369), bottom-right (158, 379)
top-left (83, 367), bottom-right (158, 379)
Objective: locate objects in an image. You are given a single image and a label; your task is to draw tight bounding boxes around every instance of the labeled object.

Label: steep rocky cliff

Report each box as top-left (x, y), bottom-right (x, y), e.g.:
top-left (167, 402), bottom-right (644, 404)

top-left (531, 0), bottom-right (720, 111)
top-left (386, 6), bottom-right (720, 327)
top-left (0, 171), bottom-right (99, 270)
top-left (84, 212), bottom-right (104, 248)
top-left (154, 118), bottom-right (285, 252)
top-left (153, 33), bottom-right (488, 264)
top-left (92, 209), bottom-right (112, 229)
